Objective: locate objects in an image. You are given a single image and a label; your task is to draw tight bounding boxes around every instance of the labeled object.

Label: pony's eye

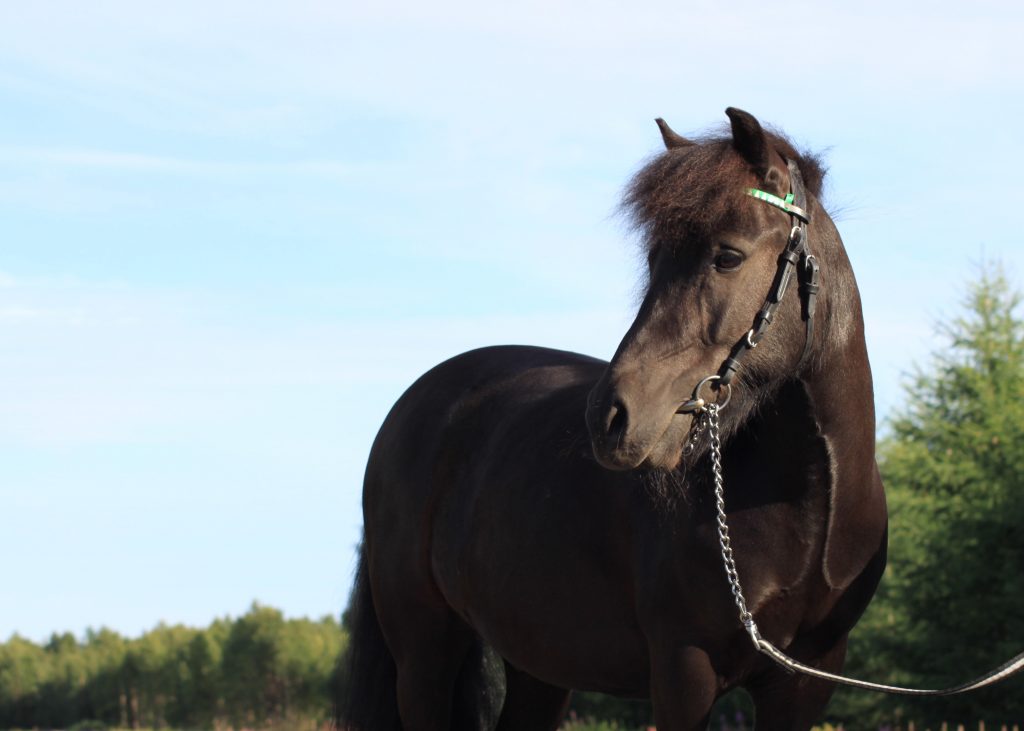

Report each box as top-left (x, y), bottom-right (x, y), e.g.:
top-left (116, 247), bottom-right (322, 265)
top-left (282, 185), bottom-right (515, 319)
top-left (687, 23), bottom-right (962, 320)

top-left (714, 250), bottom-right (744, 271)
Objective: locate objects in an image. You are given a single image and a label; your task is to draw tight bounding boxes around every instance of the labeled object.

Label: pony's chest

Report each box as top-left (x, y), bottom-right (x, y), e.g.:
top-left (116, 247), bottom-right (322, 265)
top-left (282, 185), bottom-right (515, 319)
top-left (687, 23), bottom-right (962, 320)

top-left (635, 486), bottom-right (831, 633)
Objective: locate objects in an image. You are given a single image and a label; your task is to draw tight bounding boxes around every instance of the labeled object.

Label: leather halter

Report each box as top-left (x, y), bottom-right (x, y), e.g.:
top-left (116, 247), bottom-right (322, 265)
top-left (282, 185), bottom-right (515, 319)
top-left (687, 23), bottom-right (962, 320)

top-left (718, 158), bottom-right (819, 388)
top-left (678, 159), bottom-right (819, 413)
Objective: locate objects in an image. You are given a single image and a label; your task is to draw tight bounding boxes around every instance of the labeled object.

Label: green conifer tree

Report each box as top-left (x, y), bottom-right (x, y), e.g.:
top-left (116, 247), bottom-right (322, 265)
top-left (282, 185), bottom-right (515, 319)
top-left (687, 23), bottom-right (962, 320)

top-left (832, 265), bottom-right (1024, 727)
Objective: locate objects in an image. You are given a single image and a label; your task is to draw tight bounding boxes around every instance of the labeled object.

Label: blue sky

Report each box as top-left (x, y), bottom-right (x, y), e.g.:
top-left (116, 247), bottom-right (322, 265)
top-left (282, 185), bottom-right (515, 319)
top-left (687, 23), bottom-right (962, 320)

top-left (3, 1), bottom-right (1024, 642)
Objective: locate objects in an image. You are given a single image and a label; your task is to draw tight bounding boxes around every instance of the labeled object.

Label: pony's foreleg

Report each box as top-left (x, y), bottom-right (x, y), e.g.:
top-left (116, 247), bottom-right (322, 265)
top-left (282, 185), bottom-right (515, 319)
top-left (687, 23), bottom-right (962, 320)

top-left (495, 662), bottom-right (571, 731)
top-left (650, 644), bottom-right (719, 731)
top-left (746, 637), bottom-right (847, 730)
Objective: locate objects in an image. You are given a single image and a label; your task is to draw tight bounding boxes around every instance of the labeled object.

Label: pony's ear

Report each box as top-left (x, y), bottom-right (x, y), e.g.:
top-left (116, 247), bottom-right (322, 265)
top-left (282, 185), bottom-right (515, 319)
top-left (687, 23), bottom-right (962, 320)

top-left (726, 107), bottom-right (784, 191)
top-left (655, 118), bottom-right (694, 150)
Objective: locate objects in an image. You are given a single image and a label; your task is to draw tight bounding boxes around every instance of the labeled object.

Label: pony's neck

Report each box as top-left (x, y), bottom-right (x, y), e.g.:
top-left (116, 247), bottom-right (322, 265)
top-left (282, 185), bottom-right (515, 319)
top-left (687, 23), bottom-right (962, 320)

top-left (804, 219), bottom-right (876, 446)
top-left (807, 287), bottom-right (875, 448)
top-left (798, 228), bottom-right (887, 589)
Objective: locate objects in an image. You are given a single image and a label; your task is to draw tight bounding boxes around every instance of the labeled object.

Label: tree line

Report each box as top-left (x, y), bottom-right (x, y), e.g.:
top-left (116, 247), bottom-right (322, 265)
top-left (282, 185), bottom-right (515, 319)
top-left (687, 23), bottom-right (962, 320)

top-left (3, 267), bottom-right (1023, 730)
top-left (0, 603), bottom-right (344, 729)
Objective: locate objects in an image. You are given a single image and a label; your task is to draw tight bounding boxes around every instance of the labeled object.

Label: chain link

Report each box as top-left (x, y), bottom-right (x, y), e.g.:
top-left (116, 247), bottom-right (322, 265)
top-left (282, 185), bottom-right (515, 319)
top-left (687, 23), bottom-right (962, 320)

top-left (705, 404), bottom-right (753, 625)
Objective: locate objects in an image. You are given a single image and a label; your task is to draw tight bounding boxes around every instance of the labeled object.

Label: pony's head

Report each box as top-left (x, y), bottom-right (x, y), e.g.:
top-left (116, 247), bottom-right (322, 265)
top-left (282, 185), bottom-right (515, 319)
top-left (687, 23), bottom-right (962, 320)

top-left (586, 107), bottom-right (829, 471)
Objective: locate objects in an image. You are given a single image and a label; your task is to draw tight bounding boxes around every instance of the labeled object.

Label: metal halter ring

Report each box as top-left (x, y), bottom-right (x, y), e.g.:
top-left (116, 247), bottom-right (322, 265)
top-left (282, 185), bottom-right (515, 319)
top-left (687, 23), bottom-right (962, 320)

top-left (677, 374), bottom-right (732, 413)
top-left (693, 374), bottom-right (731, 410)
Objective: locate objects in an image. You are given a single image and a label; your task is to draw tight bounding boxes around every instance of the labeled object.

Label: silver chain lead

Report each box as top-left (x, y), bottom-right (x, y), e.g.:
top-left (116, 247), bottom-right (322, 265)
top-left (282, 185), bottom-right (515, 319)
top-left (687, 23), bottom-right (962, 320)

top-left (705, 405), bottom-right (758, 639)
top-left (699, 403), bottom-right (1024, 694)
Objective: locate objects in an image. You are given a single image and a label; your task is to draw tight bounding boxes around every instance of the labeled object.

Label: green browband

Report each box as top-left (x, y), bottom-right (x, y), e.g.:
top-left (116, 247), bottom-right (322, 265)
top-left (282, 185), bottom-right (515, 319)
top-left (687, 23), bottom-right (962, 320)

top-left (747, 188), bottom-right (810, 223)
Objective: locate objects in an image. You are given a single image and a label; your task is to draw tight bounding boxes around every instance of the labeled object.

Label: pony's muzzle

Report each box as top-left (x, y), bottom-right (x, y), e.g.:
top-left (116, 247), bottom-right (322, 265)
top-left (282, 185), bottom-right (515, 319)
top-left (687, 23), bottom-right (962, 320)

top-left (586, 385), bottom-right (651, 471)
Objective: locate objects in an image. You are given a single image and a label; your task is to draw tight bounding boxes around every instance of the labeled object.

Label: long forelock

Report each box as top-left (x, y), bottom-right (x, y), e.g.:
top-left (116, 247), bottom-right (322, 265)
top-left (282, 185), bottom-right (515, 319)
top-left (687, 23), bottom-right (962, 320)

top-left (621, 129), bottom-right (827, 256)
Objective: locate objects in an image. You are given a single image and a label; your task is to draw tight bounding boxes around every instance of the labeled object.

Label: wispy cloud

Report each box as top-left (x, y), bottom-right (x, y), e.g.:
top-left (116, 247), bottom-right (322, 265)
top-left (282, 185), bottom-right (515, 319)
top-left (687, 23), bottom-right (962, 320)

top-left (4, 1), bottom-right (1022, 142)
top-left (0, 272), bottom-right (627, 446)
top-left (0, 145), bottom-right (376, 178)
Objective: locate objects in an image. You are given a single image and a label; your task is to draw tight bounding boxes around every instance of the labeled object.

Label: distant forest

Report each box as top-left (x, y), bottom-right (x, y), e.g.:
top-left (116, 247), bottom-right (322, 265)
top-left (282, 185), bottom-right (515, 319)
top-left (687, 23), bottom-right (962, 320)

top-left (0, 604), bottom-right (344, 729)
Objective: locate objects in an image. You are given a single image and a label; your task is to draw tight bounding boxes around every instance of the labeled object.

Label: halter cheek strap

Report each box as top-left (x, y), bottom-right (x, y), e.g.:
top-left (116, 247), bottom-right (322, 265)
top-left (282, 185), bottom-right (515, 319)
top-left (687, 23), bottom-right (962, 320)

top-left (716, 159), bottom-right (820, 389)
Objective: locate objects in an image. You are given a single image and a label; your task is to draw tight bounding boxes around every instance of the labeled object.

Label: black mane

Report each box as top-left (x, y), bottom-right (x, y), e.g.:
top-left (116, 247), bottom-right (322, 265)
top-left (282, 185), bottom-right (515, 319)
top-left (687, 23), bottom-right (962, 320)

top-left (622, 126), bottom-right (826, 253)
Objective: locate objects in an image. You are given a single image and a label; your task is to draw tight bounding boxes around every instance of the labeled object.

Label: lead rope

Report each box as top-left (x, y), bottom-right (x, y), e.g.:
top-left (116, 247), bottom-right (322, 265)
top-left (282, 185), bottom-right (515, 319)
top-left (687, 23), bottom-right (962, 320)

top-left (701, 403), bottom-right (1024, 696)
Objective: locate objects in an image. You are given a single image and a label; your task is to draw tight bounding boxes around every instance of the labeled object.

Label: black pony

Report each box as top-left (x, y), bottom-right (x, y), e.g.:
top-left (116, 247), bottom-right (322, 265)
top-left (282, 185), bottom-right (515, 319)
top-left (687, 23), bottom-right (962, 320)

top-left (338, 108), bottom-right (888, 730)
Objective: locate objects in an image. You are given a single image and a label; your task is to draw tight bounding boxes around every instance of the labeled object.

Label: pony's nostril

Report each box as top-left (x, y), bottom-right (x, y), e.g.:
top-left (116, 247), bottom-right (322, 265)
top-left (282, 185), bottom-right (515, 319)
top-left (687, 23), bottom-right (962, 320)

top-left (606, 400), bottom-right (628, 444)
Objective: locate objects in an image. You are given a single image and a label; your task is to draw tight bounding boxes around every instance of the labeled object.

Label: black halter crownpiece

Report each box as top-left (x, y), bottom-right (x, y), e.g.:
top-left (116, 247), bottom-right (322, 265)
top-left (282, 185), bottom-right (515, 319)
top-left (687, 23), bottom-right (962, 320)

top-left (717, 159), bottom-right (819, 389)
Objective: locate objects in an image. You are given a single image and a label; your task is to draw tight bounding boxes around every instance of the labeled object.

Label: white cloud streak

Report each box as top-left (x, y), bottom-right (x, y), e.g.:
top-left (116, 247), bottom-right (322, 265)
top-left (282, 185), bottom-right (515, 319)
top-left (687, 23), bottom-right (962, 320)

top-left (0, 145), bottom-right (377, 177)
top-left (3, 1), bottom-right (1023, 140)
top-left (0, 273), bottom-right (628, 447)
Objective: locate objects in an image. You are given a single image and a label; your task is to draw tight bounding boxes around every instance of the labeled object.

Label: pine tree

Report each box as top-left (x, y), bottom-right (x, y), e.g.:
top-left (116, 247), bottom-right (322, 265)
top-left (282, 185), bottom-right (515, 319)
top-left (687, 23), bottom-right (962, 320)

top-left (832, 265), bottom-right (1024, 726)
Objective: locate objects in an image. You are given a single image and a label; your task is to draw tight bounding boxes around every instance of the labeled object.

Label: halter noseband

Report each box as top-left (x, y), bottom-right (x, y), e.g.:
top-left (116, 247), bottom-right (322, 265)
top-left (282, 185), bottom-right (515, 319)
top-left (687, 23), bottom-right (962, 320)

top-left (679, 159), bottom-right (820, 412)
